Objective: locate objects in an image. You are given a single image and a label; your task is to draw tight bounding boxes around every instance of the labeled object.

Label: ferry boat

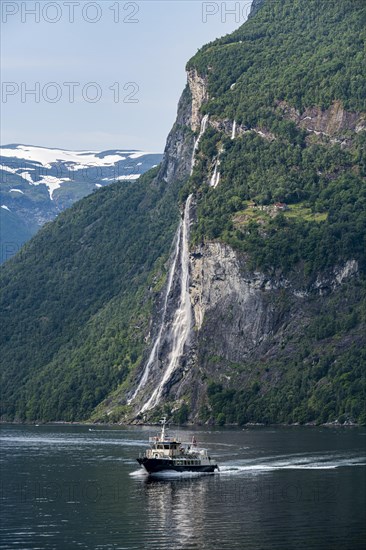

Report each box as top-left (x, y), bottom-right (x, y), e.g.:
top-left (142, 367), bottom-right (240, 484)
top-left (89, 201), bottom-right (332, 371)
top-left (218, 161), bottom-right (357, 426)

top-left (137, 418), bottom-right (219, 474)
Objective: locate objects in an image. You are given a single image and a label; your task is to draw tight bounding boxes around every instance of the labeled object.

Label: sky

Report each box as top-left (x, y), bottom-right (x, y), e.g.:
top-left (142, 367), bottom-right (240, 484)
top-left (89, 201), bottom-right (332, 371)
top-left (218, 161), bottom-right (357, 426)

top-left (1, 0), bottom-right (253, 151)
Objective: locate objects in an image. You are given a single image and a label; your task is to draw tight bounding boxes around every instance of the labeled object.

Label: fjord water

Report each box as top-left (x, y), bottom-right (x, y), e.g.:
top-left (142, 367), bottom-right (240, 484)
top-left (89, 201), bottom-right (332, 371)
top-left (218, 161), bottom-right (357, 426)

top-left (1, 425), bottom-right (365, 550)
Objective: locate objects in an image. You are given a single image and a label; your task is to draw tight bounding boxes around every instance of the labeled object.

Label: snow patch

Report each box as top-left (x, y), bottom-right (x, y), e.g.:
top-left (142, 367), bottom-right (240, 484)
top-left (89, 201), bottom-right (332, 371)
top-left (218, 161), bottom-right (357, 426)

top-left (102, 175), bottom-right (140, 182)
top-left (117, 175), bottom-right (140, 180)
top-left (0, 164), bottom-right (18, 174)
top-left (35, 176), bottom-right (64, 199)
top-left (9, 188), bottom-right (24, 194)
top-left (0, 145), bottom-right (149, 168)
top-left (19, 171), bottom-right (34, 184)
top-left (129, 152), bottom-right (159, 159)
top-left (1, 205), bottom-right (10, 211)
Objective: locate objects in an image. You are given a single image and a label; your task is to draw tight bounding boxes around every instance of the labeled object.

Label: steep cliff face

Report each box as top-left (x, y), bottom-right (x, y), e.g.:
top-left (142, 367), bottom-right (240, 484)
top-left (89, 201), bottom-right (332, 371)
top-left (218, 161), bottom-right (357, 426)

top-left (131, 225), bottom-right (361, 422)
top-left (156, 85), bottom-right (193, 187)
top-left (153, 68), bottom-right (209, 187)
top-left (124, 58), bottom-right (364, 423)
top-left (124, 0), bottom-right (366, 425)
top-left (187, 69), bottom-right (209, 132)
top-left (123, 71), bottom-right (209, 415)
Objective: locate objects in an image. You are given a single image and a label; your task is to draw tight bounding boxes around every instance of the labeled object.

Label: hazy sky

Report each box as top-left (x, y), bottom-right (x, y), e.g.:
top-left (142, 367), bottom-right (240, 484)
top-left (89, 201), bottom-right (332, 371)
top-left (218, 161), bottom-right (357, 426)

top-left (1, 0), bottom-right (253, 151)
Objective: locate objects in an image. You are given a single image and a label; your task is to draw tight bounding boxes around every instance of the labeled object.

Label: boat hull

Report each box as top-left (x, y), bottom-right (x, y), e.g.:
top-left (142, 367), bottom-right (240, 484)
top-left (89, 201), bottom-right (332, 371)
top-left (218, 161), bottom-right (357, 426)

top-left (137, 457), bottom-right (218, 474)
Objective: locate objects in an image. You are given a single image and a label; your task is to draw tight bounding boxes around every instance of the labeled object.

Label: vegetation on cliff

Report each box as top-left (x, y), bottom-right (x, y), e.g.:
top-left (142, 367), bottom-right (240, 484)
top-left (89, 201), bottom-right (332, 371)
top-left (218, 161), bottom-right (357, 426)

top-left (186, 0), bottom-right (366, 425)
top-left (189, 0), bottom-right (365, 118)
top-left (187, 0), bottom-right (366, 276)
top-left (190, 130), bottom-right (366, 276)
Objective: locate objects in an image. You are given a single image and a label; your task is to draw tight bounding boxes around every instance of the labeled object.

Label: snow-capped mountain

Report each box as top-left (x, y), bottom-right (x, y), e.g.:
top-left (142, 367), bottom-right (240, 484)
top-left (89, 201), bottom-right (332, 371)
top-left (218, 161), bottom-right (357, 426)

top-left (0, 144), bottom-right (162, 263)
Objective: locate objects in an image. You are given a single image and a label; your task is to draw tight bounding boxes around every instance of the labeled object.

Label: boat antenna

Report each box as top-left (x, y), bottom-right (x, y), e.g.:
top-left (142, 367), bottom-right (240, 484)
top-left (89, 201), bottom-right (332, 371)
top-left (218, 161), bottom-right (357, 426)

top-left (160, 417), bottom-right (167, 440)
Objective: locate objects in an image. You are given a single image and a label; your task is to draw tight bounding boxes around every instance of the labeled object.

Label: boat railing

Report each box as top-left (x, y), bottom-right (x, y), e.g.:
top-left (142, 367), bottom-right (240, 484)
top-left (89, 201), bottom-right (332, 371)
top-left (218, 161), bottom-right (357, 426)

top-left (148, 436), bottom-right (181, 443)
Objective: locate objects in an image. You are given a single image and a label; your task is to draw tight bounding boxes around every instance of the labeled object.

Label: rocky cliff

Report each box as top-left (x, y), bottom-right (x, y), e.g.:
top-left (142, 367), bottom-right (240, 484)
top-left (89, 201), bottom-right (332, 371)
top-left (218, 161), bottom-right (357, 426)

top-left (122, 0), bottom-right (366, 425)
top-left (123, 94), bottom-right (364, 425)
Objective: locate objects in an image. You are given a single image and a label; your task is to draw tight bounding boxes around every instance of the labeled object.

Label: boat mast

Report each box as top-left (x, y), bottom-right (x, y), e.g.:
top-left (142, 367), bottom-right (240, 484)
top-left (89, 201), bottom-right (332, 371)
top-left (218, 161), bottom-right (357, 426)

top-left (160, 417), bottom-right (167, 440)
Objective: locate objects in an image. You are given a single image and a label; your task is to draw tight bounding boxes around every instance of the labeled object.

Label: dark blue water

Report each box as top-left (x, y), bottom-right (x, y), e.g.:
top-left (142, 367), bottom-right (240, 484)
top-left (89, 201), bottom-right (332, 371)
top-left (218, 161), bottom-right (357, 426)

top-left (1, 424), bottom-right (365, 549)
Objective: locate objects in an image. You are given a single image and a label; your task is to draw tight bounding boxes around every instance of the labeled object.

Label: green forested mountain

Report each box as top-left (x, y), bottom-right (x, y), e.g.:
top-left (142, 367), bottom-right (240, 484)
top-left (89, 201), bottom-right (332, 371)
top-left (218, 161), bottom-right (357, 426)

top-left (1, 0), bottom-right (365, 424)
top-left (186, 0), bottom-right (366, 275)
top-left (0, 170), bottom-right (181, 421)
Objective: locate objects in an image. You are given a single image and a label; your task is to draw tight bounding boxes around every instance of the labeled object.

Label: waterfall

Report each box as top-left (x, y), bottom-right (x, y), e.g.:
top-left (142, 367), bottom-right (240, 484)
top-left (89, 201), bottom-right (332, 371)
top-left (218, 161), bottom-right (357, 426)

top-left (140, 194), bottom-right (193, 413)
top-left (210, 159), bottom-right (220, 188)
top-left (190, 114), bottom-right (209, 175)
top-left (127, 225), bottom-right (182, 405)
top-left (231, 120), bottom-right (237, 140)
top-left (131, 114), bottom-right (208, 412)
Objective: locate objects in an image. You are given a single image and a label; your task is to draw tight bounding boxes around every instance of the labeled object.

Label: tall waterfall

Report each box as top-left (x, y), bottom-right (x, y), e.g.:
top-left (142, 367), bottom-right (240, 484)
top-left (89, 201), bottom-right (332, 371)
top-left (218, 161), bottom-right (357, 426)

top-left (140, 194), bottom-right (193, 413)
top-left (191, 114), bottom-right (209, 175)
top-left (127, 226), bottom-right (182, 404)
top-left (130, 113), bottom-right (209, 414)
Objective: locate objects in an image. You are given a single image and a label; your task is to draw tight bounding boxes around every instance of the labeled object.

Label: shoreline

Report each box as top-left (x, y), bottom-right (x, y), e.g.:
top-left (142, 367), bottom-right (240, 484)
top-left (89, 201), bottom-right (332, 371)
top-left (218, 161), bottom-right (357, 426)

top-left (0, 420), bottom-right (362, 429)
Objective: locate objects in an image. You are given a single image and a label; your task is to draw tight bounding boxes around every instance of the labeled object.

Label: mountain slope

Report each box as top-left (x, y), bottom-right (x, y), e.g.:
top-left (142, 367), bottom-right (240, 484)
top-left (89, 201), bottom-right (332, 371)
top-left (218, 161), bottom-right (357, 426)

top-left (1, 0), bottom-right (365, 425)
top-left (0, 206), bottom-right (38, 260)
top-left (0, 145), bottom-right (162, 263)
top-left (0, 172), bottom-right (180, 420)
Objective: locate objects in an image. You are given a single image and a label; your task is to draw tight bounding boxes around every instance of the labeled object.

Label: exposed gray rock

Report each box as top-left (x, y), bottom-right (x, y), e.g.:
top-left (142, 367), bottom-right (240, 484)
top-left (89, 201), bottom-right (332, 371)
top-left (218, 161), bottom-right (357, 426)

top-left (277, 100), bottom-right (366, 138)
top-left (314, 260), bottom-right (359, 295)
top-left (249, 0), bottom-right (266, 18)
top-left (157, 85), bottom-right (194, 186)
top-left (187, 69), bottom-right (209, 132)
top-left (190, 242), bottom-right (289, 364)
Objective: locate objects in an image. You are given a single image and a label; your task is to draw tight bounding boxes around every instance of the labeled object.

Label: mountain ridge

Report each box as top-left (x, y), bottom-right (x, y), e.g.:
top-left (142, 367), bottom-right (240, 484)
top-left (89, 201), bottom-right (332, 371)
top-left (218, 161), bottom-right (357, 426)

top-left (0, 144), bottom-right (162, 263)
